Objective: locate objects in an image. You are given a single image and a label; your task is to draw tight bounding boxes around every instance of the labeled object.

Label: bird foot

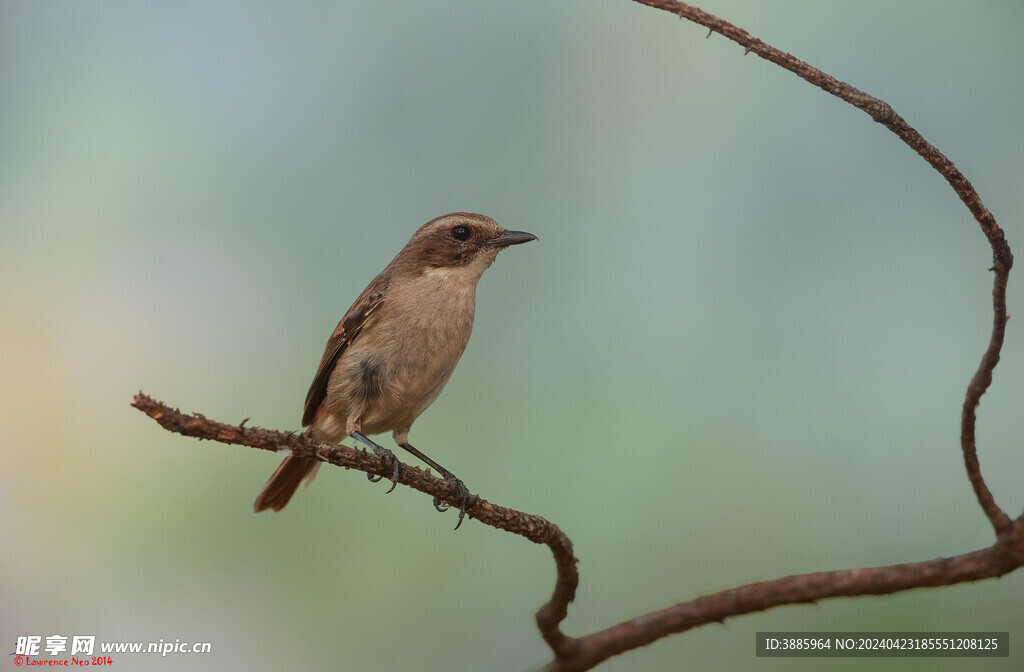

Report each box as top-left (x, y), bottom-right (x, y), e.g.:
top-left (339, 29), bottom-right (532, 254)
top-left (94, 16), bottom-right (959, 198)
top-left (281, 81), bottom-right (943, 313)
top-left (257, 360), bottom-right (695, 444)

top-left (432, 474), bottom-right (477, 530)
top-left (366, 446), bottom-right (401, 493)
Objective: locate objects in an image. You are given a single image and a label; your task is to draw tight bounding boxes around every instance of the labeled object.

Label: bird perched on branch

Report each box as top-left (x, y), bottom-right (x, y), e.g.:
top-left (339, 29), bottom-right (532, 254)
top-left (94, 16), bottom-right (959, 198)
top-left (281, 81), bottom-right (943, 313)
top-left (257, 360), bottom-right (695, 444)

top-left (253, 213), bottom-right (537, 527)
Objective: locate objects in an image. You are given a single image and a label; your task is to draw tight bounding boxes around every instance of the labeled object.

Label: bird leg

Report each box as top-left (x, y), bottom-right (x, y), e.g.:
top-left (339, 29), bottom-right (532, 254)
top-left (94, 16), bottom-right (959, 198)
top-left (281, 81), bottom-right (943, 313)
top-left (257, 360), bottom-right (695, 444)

top-left (399, 441), bottom-right (476, 530)
top-left (351, 431), bottom-right (401, 493)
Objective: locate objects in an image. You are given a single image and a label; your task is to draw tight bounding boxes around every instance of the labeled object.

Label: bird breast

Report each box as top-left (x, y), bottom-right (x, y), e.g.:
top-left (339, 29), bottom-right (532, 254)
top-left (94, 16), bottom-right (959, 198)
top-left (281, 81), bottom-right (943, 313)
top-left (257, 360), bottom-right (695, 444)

top-left (328, 270), bottom-right (478, 435)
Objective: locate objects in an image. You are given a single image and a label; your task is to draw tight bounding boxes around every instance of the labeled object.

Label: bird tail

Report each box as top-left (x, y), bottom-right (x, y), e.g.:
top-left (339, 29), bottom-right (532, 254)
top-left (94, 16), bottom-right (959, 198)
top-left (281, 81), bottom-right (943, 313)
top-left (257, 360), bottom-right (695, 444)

top-left (253, 454), bottom-right (321, 513)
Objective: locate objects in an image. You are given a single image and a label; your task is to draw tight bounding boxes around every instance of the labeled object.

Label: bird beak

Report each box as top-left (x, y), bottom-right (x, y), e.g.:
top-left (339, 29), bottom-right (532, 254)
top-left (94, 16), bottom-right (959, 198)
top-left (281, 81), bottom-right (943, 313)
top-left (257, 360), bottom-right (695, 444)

top-left (489, 230), bottom-right (538, 248)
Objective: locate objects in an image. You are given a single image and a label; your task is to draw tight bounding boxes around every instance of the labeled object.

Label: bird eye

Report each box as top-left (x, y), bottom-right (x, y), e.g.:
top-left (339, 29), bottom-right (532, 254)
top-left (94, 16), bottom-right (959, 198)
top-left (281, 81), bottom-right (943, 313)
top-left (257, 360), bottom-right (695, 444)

top-left (450, 225), bottom-right (471, 241)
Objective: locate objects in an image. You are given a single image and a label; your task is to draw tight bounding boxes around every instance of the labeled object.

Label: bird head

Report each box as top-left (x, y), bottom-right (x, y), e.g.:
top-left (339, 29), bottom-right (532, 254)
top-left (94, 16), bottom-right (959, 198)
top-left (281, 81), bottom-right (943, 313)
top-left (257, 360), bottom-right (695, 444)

top-left (399, 212), bottom-right (537, 281)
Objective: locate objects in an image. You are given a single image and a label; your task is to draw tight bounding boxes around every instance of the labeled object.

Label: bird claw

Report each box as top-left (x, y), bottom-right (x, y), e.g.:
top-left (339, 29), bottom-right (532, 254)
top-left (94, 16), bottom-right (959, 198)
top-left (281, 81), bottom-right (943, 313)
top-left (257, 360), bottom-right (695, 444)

top-left (384, 459), bottom-right (400, 494)
top-left (432, 474), bottom-right (476, 530)
top-left (366, 447), bottom-right (401, 493)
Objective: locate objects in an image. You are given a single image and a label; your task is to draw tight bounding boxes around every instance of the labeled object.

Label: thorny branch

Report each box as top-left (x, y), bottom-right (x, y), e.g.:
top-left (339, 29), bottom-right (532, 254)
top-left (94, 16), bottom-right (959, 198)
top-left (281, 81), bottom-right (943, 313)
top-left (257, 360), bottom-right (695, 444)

top-left (130, 393), bottom-right (580, 657)
top-left (631, 0), bottom-right (1013, 536)
top-left (133, 2), bottom-right (1020, 670)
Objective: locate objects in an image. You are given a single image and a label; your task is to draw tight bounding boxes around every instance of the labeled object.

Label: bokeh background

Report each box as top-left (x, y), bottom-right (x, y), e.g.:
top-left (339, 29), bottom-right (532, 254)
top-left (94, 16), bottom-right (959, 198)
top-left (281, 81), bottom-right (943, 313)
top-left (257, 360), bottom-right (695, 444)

top-left (2, 1), bottom-right (1022, 670)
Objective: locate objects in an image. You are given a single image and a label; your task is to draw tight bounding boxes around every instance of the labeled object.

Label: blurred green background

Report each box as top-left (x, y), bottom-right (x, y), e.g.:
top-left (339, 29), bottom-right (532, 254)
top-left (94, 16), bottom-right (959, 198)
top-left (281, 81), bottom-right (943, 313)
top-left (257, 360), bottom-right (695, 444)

top-left (2, 1), bottom-right (1022, 670)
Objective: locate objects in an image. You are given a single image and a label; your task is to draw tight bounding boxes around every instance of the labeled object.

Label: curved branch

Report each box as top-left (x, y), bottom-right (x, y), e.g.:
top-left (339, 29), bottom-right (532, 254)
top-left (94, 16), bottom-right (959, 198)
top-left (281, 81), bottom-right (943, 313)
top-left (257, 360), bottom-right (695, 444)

top-left (540, 1), bottom-right (1020, 668)
top-left (630, 0), bottom-right (1014, 537)
top-left (130, 393), bottom-right (580, 655)
top-left (538, 524), bottom-right (1024, 671)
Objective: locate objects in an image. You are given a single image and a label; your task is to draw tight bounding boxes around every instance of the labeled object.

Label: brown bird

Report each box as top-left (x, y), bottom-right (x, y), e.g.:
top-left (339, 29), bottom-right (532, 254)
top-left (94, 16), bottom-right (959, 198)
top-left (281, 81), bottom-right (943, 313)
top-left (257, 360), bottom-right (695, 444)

top-left (253, 213), bottom-right (536, 527)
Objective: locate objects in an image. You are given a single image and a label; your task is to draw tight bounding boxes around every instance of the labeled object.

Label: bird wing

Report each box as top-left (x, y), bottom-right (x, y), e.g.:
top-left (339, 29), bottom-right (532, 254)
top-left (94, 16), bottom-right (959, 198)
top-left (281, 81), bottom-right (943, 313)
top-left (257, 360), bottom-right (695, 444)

top-left (301, 277), bottom-right (389, 427)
